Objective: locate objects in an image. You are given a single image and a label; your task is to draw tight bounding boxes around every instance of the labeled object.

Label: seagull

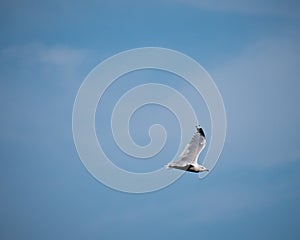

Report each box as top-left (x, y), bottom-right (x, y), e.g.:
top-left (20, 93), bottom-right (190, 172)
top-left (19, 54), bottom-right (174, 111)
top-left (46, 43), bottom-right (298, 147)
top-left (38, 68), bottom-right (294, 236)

top-left (166, 125), bottom-right (209, 173)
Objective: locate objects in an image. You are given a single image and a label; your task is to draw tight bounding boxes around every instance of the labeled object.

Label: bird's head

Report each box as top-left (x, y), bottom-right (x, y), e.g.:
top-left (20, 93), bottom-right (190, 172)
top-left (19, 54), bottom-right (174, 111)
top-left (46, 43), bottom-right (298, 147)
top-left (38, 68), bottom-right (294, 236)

top-left (199, 166), bottom-right (209, 172)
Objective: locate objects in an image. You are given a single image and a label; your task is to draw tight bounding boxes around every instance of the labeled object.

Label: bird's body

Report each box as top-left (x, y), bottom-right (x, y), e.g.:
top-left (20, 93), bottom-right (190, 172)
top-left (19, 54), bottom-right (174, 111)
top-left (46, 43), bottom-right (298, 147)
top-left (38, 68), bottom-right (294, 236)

top-left (168, 164), bottom-right (206, 173)
top-left (166, 126), bottom-right (208, 173)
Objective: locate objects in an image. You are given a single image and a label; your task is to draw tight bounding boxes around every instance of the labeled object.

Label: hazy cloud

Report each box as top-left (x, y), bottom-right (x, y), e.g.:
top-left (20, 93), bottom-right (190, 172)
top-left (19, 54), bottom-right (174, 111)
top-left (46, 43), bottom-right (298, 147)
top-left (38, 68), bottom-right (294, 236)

top-left (213, 35), bottom-right (300, 167)
top-left (1, 43), bottom-right (92, 67)
top-left (169, 0), bottom-right (300, 18)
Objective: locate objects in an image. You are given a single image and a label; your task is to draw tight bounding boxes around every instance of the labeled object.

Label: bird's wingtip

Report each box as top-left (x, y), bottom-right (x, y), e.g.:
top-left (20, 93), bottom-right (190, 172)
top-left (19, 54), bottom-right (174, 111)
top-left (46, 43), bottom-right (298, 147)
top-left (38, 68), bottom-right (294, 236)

top-left (196, 125), bottom-right (205, 137)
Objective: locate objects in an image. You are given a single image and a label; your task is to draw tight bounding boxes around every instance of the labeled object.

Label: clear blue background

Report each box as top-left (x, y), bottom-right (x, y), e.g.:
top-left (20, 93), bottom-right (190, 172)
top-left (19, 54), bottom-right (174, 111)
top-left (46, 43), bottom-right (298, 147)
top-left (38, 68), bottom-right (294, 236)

top-left (1, 0), bottom-right (300, 239)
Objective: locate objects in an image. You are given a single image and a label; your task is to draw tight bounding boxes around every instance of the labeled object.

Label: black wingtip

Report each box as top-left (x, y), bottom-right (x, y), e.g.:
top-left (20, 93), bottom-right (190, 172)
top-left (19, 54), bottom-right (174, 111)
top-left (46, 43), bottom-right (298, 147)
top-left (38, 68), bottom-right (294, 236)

top-left (196, 125), bottom-right (205, 137)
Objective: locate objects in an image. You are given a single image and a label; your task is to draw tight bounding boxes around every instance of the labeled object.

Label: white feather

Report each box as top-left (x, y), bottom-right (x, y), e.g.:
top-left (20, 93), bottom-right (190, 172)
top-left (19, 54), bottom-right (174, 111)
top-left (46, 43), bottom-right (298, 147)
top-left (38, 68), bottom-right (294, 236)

top-left (166, 126), bottom-right (208, 172)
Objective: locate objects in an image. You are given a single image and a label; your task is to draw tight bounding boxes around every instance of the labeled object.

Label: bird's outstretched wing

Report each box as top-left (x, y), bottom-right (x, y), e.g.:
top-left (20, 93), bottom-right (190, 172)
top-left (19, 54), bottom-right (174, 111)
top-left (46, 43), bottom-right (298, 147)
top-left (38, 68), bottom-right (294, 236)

top-left (167, 127), bottom-right (206, 167)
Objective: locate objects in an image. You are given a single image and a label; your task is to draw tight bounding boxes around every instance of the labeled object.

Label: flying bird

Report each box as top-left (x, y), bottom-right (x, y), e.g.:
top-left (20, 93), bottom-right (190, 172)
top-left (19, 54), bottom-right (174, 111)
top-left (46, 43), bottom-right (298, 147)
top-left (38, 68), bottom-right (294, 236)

top-left (166, 125), bottom-right (209, 173)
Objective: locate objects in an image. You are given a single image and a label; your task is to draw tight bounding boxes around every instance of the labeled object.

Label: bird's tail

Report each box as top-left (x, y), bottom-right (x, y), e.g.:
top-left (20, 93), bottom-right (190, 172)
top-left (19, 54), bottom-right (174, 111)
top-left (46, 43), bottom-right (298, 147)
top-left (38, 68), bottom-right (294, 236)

top-left (164, 163), bottom-right (173, 169)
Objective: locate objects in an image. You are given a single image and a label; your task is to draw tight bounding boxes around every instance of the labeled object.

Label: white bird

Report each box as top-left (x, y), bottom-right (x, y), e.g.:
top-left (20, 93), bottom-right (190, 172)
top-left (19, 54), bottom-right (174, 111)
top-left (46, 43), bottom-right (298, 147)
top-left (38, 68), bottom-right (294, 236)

top-left (166, 125), bottom-right (209, 173)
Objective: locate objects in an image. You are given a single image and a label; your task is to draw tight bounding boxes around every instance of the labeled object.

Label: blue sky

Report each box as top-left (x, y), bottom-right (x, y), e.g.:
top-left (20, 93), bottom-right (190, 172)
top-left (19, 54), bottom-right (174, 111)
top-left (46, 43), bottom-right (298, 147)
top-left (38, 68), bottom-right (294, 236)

top-left (1, 0), bottom-right (300, 239)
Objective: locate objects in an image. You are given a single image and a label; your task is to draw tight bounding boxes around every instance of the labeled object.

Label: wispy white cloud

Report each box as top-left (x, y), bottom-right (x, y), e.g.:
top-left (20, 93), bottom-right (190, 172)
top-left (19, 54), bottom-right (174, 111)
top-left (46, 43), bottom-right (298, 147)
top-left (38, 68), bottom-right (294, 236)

top-left (0, 43), bottom-right (97, 146)
top-left (39, 46), bottom-right (88, 66)
top-left (212, 35), bottom-right (300, 167)
top-left (1, 43), bottom-right (93, 68)
top-left (168, 0), bottom-right (300, 18)
top-left (0, 43), bottom-right (99, 94)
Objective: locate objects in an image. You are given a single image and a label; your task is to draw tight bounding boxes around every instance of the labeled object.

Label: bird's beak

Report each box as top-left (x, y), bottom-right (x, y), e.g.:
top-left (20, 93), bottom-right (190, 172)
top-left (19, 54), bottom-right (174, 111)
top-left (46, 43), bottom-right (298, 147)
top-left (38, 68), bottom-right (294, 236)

top-left (205, 169), bottom-right (209, 172)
